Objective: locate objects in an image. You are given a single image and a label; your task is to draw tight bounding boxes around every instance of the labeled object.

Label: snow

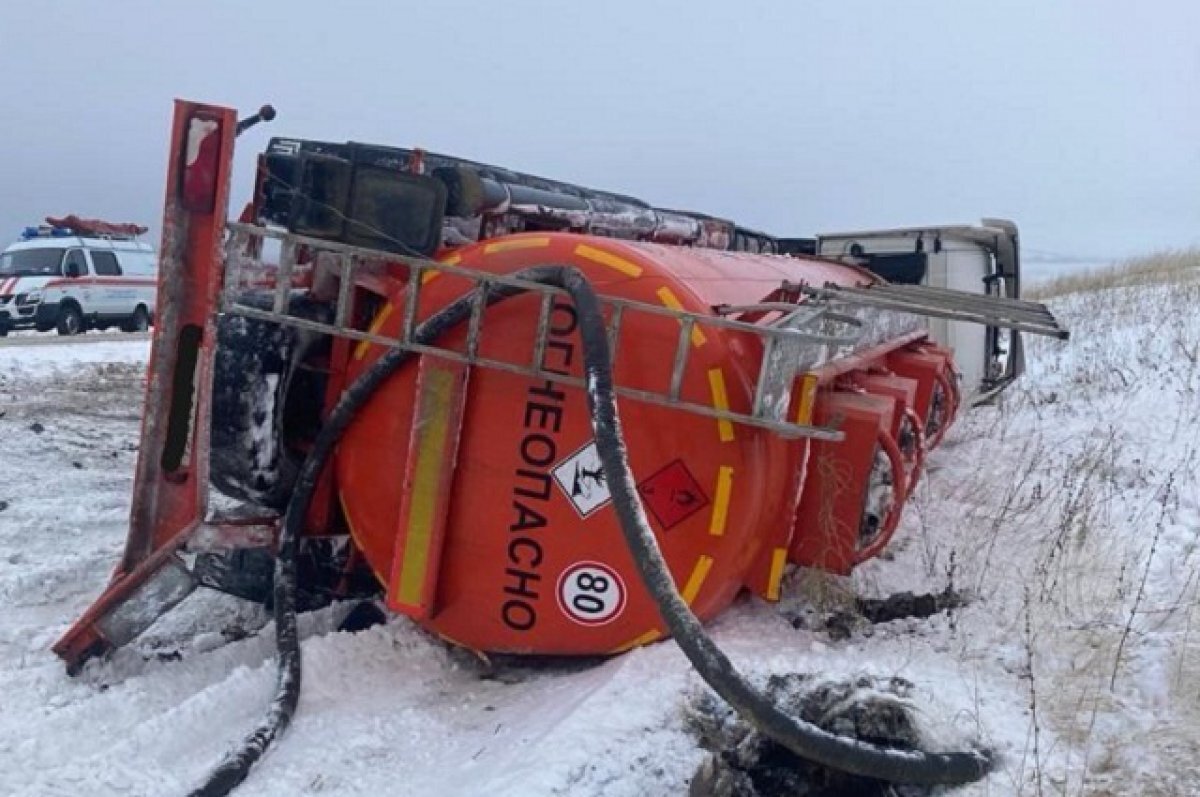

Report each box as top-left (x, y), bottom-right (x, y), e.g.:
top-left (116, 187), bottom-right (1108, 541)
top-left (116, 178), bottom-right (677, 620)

top-left (0, 335), bottom-right (149, 378)
top-left (1, 276), bottom-right (1197, 795)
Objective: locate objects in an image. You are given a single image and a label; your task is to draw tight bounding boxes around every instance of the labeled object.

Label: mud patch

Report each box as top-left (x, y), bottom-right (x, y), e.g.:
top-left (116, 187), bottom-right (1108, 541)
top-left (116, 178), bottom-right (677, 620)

top-left (855, 588), bottom-right (967, 624)
top-left (790, 588), bottom-right (968, 641)
top-left (686, 673), bottom-right (938, 797)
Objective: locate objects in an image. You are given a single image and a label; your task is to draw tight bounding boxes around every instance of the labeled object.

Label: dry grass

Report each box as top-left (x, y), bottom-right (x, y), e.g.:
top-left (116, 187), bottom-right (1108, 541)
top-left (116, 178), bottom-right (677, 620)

top-left (873, 258), bottom-right (1200, 795)
top-left (1027, 248), bottom-right (1200, 300)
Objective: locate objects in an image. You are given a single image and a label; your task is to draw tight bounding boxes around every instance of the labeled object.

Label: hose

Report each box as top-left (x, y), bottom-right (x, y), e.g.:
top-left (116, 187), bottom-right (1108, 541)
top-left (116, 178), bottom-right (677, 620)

top-left (852, 430), bottom-right (909, 567)
top-left (189, 265), bottom-right (992, 795)
top-left (188, 267), bottom-right (564, 796)
top-left (901, 405), bottom-right (928, 488)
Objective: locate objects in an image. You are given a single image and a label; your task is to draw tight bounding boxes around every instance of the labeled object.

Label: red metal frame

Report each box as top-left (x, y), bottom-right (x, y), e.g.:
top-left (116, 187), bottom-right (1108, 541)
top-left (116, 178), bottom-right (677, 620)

top-left (886, 346), bottom-right (957, 449)
top-left (52, 103), bottom-right (416, 672)
top-left (790, 390), bottom-right (901, 575)
top-left (853, 426), bottom-right (908, 565)
top-left (53, 101), bottom-right (239, 672)
top-left (773, 331), bottom-right (957, 576)
top-left (848, 372), bottom-right (925, 488)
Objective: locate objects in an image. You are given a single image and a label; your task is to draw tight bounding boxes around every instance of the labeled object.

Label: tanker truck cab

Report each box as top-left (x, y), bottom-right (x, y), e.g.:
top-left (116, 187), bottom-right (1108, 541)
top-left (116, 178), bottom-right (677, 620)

top-left (815, 220), bottom-right (1025, 404)
top-left (0, 220), bottom-right (157, 336)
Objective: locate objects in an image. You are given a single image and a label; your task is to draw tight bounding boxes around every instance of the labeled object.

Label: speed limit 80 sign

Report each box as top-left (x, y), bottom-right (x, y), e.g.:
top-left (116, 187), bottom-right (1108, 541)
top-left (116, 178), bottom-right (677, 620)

top-left (556, 561), bottom-right (626, 626)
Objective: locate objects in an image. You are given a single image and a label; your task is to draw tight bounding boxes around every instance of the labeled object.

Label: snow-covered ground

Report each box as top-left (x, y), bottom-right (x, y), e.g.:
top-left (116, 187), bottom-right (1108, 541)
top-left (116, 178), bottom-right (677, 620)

top-left (1, 275), bottom-right (1197, 796)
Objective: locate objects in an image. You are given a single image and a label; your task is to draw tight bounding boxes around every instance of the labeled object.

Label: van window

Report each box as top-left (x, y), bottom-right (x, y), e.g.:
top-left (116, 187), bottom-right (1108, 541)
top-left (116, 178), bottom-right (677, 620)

top-left (0, 248), bottom-right (65, 276)
top-left (91, 251), bottom-right (122, 276)
top-left (63, 249), bottom-right (89, 277)
top-left (115, 252), bottom-right (155, 275)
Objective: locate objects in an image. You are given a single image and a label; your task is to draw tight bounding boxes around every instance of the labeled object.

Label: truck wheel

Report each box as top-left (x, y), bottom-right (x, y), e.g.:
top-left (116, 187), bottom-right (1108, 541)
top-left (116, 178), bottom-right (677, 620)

top-left (122, 305), bottom-right (151, 333)
top-left (193, 539), bottom-right (380, 611)
top-left (210, 293), bottom-right (331, 509)
top-left (56, 304), bottom-right (84, 336)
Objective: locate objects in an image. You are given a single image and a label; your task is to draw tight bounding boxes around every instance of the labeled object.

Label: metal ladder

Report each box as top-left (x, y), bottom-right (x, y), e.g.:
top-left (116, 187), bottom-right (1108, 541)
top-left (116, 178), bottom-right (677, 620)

top-left (223, 224), bottom-right (872, 441)
top-left (792, 281), bottom-right (1069, 340)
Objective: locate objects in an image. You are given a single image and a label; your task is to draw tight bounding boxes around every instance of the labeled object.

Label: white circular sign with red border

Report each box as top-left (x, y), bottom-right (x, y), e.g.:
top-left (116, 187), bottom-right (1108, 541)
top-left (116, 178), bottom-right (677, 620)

top-left (557, 561), bottom-right (626, 626)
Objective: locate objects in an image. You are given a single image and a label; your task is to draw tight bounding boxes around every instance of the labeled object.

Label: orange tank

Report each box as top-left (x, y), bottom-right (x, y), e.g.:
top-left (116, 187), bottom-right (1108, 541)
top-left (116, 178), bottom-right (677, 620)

top-left (333, 232), bottom-right (944, 654)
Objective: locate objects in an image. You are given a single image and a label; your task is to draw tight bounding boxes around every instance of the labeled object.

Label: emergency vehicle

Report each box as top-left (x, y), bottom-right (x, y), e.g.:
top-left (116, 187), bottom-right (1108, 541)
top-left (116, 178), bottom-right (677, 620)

top-left (0, 216), bottom-right (157, 336)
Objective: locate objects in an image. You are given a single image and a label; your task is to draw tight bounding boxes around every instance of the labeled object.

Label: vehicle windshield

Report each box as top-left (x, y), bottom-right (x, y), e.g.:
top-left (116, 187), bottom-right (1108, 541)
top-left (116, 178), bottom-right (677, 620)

top-left (0, 248), bottom-right (65, 277)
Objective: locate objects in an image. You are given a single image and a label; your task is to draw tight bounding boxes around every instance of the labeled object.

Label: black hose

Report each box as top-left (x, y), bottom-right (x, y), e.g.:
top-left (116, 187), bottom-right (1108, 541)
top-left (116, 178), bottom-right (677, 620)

top-left (567, 268), bottom-right (993, 785)
top-left (187, 269), bottom-right (561, 797)
top-left (189, 266), bottom-right (991, 795)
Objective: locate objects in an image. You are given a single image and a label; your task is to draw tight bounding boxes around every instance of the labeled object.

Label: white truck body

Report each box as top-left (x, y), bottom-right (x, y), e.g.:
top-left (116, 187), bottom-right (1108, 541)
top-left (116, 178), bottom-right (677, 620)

top-left (816, 219), bottom-right (1023, 404)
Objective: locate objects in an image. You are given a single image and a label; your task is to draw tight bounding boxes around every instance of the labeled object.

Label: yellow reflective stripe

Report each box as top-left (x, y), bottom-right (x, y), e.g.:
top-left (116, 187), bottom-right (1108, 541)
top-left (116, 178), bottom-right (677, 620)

top-left (795, 373), bottom-right (819, 425)
top-left (353, 302), bottom-right (395, 361)
top-left (706, 368), bottom-right (736, 442)
top-left (574, 243), bottom-right (644, 277)
top-left (681, 555), bottom-right (714, 605)
top-left (656, 286), bottom-right (707, 347)
top-left (766, 547), bottom-right (788, 601)
top-left (483, 237), bottom-right (551, 254)
top-left (608, 628), bottom-right (662, 654)
top-left (423, 253), bottom-right (460, 285)
top-left (393, 368), bottom-right (455, 606)
top-left (709, 466), bottom-right (733, 536)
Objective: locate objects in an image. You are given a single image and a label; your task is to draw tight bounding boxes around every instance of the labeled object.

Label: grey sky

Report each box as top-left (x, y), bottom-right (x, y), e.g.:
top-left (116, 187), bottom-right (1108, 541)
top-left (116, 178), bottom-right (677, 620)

top-left (2, 0), bottom-right (1196, 268)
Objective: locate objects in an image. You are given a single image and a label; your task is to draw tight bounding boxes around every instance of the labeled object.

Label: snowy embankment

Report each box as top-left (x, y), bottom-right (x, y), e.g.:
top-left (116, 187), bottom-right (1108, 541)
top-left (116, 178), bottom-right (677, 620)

top-left (858, 274), bottom-right (1200, 796)
top-left (0, 273), bottom-right (1196, 796)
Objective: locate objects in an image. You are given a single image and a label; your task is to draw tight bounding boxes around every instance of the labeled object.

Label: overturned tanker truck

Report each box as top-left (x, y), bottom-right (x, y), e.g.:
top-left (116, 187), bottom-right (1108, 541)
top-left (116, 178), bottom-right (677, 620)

top-left (54, 101), bottom-right (1066, 794)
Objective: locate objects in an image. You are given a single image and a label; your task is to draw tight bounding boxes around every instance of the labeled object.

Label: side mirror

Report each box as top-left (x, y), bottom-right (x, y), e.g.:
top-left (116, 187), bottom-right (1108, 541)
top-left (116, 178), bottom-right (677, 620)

top-left (65, 262), bottom-right (83, 278)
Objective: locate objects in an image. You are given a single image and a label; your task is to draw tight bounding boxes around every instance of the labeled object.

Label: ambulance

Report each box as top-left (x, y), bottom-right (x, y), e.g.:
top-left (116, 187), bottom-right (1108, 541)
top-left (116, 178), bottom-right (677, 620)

top-left (0, 216), bottom-right (157, 336)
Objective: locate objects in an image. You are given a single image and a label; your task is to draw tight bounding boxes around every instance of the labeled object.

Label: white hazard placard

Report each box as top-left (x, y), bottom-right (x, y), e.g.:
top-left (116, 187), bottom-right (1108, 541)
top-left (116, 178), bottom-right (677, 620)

top-left (552, 440), bottom-right (611, 517)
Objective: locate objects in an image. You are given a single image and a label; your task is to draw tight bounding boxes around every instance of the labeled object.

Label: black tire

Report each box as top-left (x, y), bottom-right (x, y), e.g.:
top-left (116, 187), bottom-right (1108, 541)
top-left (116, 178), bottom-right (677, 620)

top-left (209, 293), bottom-right (331, 509)
top-left (56, 303), bottom-right (83, 336)
top-left (193, 539), bottom-right (379, 611)
top-left (193, 547), bottom-right (276, 605)
top-left (122, 305), bottom-right (150, 333)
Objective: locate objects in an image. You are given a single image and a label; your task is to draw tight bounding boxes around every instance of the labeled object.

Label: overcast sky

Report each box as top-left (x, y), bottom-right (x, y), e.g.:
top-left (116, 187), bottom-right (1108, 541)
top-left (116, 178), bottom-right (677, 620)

top-left (1, 1), bottom-right (1197, 268)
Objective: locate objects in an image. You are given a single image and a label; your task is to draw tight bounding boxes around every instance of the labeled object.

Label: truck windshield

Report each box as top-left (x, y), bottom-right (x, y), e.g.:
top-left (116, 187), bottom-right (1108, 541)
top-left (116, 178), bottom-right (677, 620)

top-left (0, 248), bottom-right (65, 276)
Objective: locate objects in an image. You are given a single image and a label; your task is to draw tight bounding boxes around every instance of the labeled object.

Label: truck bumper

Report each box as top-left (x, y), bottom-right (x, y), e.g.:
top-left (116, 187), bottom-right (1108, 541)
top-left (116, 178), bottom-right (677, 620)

top-left (0, 300), bottom-right (59, 332)
top-left (3, 304), bottom-right (31, 329)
